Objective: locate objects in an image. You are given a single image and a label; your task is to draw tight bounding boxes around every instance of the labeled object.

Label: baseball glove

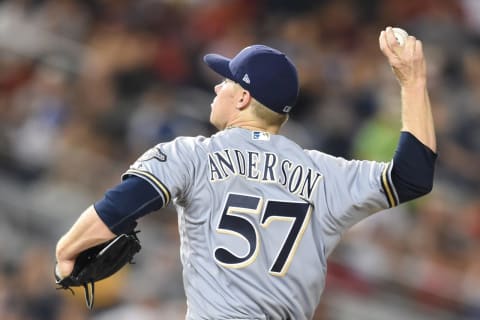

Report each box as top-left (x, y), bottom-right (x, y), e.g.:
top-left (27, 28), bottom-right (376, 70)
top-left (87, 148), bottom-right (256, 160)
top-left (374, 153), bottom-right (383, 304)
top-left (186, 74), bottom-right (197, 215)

top-left (55, 231), bottom-right (141, 309)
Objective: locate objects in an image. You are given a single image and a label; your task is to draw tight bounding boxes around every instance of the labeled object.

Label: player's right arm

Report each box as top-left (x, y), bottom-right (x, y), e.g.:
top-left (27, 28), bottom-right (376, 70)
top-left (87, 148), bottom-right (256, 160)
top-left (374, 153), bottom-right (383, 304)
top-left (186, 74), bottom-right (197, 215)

top-left (315, 29), bottom-right (437, 241)
top-left (378, 27), bottom-right (437, 203)
top-left (379, 27), bottom-right (436, 151)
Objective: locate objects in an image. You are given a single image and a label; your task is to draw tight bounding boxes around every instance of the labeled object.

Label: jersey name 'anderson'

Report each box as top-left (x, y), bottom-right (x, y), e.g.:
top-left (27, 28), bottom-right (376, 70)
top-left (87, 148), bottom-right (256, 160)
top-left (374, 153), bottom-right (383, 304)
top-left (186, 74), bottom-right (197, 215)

top-left (208, 148), bottom-right (322, 200)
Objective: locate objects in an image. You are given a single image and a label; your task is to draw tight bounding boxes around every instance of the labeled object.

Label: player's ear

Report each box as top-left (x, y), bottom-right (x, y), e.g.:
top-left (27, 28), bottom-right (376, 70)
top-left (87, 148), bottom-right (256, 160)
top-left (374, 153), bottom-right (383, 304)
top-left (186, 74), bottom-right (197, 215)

top-left (236, 90), bottom-right (251, 110)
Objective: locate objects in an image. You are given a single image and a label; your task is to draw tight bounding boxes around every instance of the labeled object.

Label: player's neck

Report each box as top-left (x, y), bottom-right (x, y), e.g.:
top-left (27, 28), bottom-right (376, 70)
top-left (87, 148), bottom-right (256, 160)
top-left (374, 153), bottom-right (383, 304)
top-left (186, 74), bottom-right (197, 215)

top-left (224, 121), bottom-right (280, 134)
top-left (220, 104), bottom-right (282, 134)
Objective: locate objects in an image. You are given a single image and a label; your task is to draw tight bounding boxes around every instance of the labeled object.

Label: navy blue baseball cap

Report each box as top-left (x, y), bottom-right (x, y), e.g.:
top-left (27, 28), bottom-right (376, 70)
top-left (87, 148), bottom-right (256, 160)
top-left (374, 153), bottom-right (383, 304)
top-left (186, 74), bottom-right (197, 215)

top-left (204, 44), bottom-right (299, 114)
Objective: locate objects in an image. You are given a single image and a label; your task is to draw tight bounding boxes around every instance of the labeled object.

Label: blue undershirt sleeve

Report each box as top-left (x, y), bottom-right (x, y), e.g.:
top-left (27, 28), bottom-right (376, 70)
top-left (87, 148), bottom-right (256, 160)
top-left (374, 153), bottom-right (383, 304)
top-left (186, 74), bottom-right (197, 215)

top-left (94, 175), bottom-right (165, 235)
top-left (391, 131), bottom-right (437, 203)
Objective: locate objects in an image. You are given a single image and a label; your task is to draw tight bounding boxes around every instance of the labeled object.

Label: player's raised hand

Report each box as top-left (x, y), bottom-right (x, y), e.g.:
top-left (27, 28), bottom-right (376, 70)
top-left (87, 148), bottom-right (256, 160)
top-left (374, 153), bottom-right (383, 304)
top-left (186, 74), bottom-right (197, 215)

top-left (379, 26), bottom-right (426, 88)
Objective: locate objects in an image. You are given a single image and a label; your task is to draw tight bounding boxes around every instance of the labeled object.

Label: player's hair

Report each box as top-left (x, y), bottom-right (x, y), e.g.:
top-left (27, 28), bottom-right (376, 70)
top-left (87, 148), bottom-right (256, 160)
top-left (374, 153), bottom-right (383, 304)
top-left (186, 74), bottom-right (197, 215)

top-left (250, 99), bottom-right (288, 127)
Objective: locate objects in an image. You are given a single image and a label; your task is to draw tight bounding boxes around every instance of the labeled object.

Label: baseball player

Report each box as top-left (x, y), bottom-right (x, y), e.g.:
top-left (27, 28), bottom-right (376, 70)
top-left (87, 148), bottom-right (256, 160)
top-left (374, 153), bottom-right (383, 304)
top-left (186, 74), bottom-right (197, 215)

top-left (55, 27), bottom-right (436, 319)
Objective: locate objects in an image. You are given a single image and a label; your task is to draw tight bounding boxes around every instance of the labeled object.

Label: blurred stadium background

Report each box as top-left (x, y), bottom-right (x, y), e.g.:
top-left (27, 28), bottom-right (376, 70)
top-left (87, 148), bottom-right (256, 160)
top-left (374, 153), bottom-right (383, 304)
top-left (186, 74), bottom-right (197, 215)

top-left (0, 0), bottom-right (479, 319)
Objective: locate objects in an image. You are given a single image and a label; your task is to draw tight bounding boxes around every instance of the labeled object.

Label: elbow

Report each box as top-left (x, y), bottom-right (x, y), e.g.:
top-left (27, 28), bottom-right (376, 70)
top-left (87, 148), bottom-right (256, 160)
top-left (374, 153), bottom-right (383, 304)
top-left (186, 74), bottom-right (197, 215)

top-left (413, 179), bottom-right (434, 199)
top-left (412, 170), bottom-right (435, 198)
top-left (396, 174), bottom-right (434, 203)
top-left (421, 178), bottom-right (434, 196)
top-left (391, 131), bottom-right (437, 204)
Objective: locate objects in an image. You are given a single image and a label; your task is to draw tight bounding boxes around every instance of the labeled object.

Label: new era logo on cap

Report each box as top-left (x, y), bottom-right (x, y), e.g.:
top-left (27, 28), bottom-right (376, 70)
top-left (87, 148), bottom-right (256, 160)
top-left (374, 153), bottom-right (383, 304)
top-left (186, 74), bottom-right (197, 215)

top-left (203, 45), bottom-right (299, 114)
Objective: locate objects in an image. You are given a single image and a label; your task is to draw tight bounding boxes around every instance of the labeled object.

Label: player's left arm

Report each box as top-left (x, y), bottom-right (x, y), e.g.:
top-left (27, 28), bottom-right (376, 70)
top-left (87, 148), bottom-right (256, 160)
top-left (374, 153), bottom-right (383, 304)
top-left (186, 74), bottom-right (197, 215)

top-left (379, 27), bottom-right (437, 204)
top-left (55, 205), bottom-right (116, 279)
top-left (55, 176), bottom-right (164, 279)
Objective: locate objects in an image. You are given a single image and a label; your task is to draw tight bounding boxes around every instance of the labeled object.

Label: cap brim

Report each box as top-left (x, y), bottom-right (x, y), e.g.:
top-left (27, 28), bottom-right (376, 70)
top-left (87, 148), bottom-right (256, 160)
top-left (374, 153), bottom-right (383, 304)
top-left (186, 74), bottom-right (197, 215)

top-left (203, 54), bottom-right (234, 80)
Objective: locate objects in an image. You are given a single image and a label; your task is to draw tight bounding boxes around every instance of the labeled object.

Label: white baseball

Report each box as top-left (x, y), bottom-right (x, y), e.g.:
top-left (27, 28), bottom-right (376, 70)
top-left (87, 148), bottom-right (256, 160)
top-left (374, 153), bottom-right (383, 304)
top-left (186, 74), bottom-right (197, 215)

top-left (392, 27), bottom-right (408, 46)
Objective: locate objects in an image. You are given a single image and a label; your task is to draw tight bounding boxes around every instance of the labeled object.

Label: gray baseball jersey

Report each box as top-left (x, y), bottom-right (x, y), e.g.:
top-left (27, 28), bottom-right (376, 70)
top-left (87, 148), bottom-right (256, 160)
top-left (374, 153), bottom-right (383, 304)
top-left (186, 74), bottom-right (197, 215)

top-left (123, 127), bottom-right (395, 320)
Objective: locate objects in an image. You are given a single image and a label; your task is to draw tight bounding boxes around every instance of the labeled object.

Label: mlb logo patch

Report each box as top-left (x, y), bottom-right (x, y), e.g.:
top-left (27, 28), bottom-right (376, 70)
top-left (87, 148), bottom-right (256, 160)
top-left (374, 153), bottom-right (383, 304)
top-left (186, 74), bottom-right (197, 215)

top-left (252, 131), bottom-right (270, 141)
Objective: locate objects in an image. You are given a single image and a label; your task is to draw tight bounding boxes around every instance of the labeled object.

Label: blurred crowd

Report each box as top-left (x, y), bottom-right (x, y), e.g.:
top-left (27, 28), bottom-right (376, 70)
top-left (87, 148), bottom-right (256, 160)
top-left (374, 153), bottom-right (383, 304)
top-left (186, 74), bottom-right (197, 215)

top-left (0, 0), bottom-right (478, 319)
